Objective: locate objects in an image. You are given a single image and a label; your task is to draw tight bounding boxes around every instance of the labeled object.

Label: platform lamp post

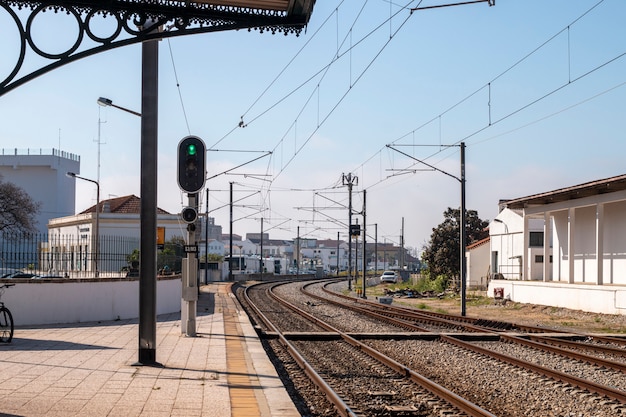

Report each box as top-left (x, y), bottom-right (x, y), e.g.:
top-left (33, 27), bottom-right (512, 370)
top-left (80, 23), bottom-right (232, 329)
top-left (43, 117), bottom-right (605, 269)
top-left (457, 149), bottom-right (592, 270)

top-left (96, 97), bottom-right (142, 183)
top-left (67, 172), bottom-right (100, 277)
top-left (97, 97), bottom-right (142, 117)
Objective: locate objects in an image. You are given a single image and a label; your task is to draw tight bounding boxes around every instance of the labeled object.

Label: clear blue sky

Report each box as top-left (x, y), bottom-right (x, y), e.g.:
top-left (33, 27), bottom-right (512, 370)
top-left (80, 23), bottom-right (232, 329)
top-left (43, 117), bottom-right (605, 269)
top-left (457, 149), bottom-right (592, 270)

top-left (1, 0), bottom-right (625, 252)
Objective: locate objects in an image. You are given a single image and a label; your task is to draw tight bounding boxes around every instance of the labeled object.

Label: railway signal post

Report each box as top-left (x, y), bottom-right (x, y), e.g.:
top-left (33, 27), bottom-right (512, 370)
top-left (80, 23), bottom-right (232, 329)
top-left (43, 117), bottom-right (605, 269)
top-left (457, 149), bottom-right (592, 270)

top-left (177, 136), bottom-right (206, 336)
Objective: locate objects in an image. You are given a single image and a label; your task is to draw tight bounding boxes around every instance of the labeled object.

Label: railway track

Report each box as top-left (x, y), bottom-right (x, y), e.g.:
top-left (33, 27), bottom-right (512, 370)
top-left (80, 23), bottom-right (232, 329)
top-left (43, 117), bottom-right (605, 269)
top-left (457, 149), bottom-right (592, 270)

top-left (237, 279), bottom-right (626, 416)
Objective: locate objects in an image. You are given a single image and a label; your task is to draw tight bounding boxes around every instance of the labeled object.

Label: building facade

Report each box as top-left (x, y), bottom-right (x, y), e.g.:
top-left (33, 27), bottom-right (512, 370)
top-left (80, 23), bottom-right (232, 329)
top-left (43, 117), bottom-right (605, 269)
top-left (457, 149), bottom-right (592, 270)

top-left (46, 195), bottom-right (183, 276)
top-left (0, 148), bottom-right (80, 235)
top-left (489, 175), bottom-right (626, 315)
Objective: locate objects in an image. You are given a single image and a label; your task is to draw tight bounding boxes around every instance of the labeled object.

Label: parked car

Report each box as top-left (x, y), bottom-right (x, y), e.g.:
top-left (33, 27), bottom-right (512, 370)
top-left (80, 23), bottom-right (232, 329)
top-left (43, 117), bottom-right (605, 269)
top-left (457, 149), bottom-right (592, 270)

top-left (33, 274), bottom-right (64, 279)
top-left (0, 269), bottom-right (18, 278)
top-left (380, 270), bottom-right (398, 283)
top-left (4, 271), bottom-right (38, 279)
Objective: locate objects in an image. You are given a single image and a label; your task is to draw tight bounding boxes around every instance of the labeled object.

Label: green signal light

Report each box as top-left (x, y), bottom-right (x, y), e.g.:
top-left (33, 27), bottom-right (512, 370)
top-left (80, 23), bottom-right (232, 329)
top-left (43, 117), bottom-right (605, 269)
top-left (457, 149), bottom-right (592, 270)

top-left (187, 144), bottom-right (197, 156)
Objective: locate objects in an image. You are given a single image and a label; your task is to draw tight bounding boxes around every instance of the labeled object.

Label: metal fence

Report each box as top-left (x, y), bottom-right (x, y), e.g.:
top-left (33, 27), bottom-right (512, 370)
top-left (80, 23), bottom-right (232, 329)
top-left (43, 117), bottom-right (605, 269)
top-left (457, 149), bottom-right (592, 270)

top-left (0, 233), bottom-right (184, 279)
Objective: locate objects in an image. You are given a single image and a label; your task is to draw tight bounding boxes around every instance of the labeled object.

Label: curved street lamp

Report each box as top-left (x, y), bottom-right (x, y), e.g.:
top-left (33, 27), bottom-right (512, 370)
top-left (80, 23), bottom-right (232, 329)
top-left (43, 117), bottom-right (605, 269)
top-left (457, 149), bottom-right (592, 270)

top-left (97, 97), bottom-right (142, 117)
top-left (67, 172), bottom-right (100, 277)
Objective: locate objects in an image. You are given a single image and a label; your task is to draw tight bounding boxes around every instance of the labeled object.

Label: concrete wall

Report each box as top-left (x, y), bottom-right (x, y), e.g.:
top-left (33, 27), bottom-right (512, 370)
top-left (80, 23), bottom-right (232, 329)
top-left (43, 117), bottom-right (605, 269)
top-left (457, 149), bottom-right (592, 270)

top-left (466, 242), bottom-right (490, 289)
top-left (0, 149), bottom-right (80, 235)
top-left (1, 276), bottom-right (181, 326)
top-left (488, 279), bottom-right (626, 316)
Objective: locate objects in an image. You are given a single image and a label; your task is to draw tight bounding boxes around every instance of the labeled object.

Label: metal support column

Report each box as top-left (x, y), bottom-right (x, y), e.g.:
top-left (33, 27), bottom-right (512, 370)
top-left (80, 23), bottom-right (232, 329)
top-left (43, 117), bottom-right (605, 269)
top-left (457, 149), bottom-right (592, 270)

top-left (361, 189), bottom-right (367, 298)
top-left (460, 142), bottom-right (467, 316)
top-left (181, 193), bottom-right (198, 337)
top-left (137, 35), bottom-right (159, 366)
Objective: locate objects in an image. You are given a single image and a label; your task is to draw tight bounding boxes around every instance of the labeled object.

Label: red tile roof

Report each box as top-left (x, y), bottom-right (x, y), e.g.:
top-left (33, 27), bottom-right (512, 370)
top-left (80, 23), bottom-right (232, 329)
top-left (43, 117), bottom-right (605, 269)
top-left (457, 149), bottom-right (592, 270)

top-left (79, 194), bottom-right (171, 215)
top-left (466, 236), bottom-right (490, 251)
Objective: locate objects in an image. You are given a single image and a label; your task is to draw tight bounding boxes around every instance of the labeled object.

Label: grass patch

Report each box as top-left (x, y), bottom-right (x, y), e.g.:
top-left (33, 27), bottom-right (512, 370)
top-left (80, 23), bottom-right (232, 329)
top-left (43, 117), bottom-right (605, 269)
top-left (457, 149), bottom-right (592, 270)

top-left (466, 296), bottom-right (492, 307)
top-left (435, 308), bottom-right (450, 314)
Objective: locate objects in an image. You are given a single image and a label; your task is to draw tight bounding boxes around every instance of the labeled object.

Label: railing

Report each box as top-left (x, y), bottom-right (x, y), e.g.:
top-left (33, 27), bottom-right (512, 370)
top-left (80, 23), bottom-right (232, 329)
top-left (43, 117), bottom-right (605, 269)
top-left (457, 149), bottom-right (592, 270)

top-left (0, 148), bottom-right (80, 162)
top-left (0, 232), bottom-right (183, 279)
top-left (493, 263), bottom-right (522, 280)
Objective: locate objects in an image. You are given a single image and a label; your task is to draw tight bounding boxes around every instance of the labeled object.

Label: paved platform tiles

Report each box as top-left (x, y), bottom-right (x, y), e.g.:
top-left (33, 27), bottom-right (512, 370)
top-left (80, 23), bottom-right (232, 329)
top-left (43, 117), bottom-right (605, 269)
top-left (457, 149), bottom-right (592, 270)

top-left (0, 283), bottom-right (299, 417)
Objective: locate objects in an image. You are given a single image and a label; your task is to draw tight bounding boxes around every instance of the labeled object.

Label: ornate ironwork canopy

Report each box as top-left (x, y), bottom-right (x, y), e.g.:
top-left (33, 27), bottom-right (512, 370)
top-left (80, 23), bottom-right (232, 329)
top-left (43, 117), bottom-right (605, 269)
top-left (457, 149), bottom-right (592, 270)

top-left (0, 0), bottom-right (316, 96)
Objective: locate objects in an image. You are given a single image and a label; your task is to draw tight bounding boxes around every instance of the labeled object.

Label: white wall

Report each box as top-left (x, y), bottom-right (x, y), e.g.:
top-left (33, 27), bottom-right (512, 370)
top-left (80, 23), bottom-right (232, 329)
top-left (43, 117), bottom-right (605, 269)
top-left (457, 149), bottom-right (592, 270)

top-left (601, 201), bottom-right (626, 285)
top-left (490, 209), bottom-right (548, 280)
top-left (0, 150), bottom-right (79, 235)
top-left (2, 277), bottom-right (181, 326)
top-left (488, 279), bottom-right (626, 316)
top-left (550, 200), bottom-right (626, 286)
top-left (489, 209), bottom-right (524, 279)
top-left (466, 242), bottom-right (490, 289)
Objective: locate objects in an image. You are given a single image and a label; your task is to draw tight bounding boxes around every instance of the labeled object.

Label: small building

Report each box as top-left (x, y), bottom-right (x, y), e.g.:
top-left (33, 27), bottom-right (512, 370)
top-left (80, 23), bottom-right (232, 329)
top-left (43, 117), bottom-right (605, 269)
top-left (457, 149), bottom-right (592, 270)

top-left (46, 195), bottom-right (183, 276)
top-left (300, 239), bottom-right (348, 273)
top-left (205, 239), bottom-right (225, 256)
top-left (489, 174), bottom-right (626, 315)
top-left (465, 236), bottom-right (490, 290)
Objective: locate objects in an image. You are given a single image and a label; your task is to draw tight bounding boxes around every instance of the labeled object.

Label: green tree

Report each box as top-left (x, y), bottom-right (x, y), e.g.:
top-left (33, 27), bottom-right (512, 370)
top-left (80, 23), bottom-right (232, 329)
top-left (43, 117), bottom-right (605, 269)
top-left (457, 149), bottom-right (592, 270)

top-left (158, 236), bottom-right (185, 273)
top-left (205, 253), bottom-right (223, 262)
top-left (421, 207), bottom-right (489, 283)
top-left (0, 176), bottom-right (41, 234)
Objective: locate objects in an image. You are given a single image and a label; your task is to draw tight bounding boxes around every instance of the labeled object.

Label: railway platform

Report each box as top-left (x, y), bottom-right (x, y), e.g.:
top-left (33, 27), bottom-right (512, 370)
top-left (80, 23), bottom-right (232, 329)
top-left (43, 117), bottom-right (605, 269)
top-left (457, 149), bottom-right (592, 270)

top-left (0, 282), bottom-right (299, 417)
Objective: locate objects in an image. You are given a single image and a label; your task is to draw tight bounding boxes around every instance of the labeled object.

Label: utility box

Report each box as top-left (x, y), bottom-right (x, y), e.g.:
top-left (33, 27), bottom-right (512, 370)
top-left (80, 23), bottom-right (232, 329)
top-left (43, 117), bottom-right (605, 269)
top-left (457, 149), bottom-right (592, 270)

top-left (378, 296), bottom-right (393, 305)
top-left (494, 287), bottom-right (504, 299)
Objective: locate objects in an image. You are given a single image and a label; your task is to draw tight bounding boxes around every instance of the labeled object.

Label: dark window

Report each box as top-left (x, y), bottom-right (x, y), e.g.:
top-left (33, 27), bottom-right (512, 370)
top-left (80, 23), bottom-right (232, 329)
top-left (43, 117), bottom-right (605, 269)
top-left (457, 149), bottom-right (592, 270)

top-left (535, 255), bottom-right (543, 263)
top-left (529, 232), bottom-right (544, 247)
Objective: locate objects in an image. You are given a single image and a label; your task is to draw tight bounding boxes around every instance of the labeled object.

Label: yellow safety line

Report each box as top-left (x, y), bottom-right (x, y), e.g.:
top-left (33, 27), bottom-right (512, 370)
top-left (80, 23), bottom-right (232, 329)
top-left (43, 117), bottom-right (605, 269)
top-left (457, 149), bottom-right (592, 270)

top-left (221, 285), bottom-right (262, 417)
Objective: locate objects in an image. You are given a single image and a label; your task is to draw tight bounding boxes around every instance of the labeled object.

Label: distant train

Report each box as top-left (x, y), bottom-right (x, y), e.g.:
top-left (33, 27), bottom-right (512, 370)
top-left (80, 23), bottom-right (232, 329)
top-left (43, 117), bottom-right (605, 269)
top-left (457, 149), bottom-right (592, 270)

top-left (224, 255), bottom-right (290, 275)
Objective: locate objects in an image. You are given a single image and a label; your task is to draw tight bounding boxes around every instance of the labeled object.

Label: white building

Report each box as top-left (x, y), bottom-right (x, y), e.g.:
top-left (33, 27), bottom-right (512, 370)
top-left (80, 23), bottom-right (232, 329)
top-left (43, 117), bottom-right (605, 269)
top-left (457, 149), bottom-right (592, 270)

top-left (300, 239), bottom-right (348, 272)
top-left (224, 239), bottom-right (257, 257)
top-left (246, 234), bottom-right (293, 259)
top-left (205, 239), bottom-right (225, 256)
top-left (0, 148), bottom-right (79, 235)
top-left (465, 236), bottom-right (490, 289)
top-left (489, 175), bottom-right (626, 315)
top-left (489, 207), bottom-right (547, 281)
top-left (46, 195), bottom-right (185, 276)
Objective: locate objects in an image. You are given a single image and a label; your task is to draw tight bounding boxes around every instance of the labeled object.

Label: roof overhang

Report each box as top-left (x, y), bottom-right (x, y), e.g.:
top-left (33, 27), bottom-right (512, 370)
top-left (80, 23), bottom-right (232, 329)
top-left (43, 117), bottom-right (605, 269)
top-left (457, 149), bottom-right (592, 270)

top-left (503, 174), bottom-right (626, 210)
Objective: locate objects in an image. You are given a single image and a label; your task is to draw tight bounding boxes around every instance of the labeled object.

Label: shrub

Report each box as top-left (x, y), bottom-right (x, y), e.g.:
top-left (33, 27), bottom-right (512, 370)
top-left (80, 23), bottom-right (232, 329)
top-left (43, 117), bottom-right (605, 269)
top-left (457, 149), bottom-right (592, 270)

top-left (413, 274), bottom-right (448, 293)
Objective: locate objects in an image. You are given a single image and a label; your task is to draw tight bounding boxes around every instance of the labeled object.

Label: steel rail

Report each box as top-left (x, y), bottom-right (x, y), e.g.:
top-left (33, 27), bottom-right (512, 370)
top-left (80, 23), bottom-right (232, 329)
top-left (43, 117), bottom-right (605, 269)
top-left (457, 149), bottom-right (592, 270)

top-left (318, 281), bottom-right (626, 376)
top-left (313, 280), bottom-right (490, 333)
top-left (441, 334), bottom-right (626, 404)
top-left (527, 334), bottom-right (626, 356)
top-left (502, 335), bottom-right (626, 373)
top-left (242, 282), bottom-right (358, 417)
top-left (262, 282), bottom-right (497, 417)
top-left (315, 280), bottom-right (626, 399)
top-left (322, 281), bottom-right (626, 346)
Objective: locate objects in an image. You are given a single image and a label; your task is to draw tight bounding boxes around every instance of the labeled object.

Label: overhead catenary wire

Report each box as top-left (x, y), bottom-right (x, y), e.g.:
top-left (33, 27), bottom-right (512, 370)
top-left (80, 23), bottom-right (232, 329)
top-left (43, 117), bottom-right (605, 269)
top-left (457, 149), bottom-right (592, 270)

top-left (347, 0), bottom-right (622, 195)
top-left (167, 0), bottom-right (622, 242)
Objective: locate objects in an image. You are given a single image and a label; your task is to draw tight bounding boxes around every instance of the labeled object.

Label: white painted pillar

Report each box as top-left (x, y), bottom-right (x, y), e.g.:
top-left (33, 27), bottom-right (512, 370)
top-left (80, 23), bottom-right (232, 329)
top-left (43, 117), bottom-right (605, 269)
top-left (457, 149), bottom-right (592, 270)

top-left (568, 208), bottom-right (576, 284)
top-left (543, 212), bottom-right (551, 282)
top-left (523, 214), bottom-right (529, 280)
top-left (596, 203), bottom-right (604, 285)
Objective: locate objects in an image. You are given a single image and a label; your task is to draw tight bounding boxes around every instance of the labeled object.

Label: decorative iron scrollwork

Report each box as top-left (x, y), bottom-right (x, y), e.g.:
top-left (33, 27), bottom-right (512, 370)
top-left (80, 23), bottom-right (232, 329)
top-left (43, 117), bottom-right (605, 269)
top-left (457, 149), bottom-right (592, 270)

top-left (1, 0), bottom-right (312, 96)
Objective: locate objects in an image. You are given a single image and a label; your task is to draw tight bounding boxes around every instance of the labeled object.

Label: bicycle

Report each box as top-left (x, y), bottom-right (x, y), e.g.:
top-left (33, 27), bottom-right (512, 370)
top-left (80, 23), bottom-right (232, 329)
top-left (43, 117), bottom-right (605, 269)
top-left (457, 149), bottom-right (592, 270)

top-left (0, 283), bottom-right (15, 343)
